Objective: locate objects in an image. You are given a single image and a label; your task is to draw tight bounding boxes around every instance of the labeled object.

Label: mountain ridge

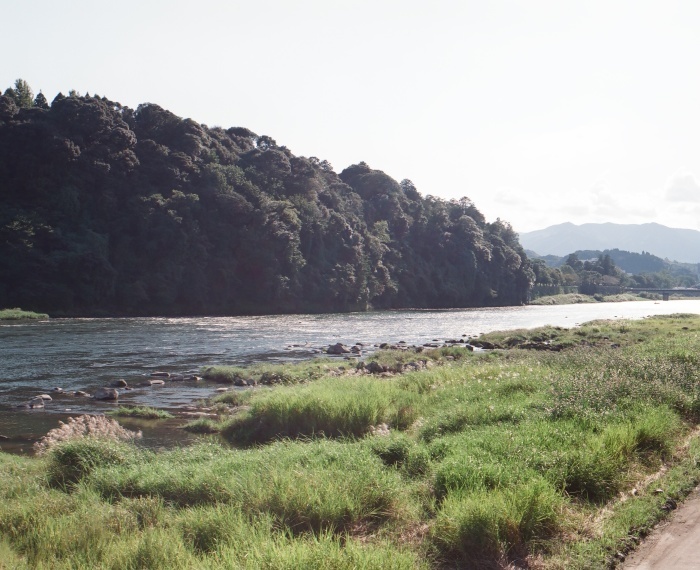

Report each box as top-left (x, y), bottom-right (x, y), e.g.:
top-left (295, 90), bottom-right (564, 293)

top-left (519, 222), bottom-right (700, 263)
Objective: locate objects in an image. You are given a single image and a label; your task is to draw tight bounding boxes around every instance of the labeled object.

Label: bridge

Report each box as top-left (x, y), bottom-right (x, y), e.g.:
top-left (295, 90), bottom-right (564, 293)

top-left (625, 288), bottom-right (700, 301)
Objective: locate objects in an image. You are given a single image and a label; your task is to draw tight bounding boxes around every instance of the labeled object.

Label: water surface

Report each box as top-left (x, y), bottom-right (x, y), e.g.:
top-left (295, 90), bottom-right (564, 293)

top-left (3, 300), bottom-right (699, 451)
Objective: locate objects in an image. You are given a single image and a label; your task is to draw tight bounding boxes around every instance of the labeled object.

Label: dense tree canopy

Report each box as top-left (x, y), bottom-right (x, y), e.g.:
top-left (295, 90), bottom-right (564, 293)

top-left (531, 248), bottom-right (699, 294)
top-left (0, 80), bottom-right (534, 316)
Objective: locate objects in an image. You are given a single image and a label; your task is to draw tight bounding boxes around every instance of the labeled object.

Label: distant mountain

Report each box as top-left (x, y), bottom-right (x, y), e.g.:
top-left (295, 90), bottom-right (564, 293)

top-left (519, 223), bottom-right (700, 264)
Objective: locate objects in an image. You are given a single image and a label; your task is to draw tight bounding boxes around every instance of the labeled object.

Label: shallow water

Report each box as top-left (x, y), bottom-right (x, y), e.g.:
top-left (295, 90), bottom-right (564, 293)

top-left (3, 300), bottom-right (700, 453)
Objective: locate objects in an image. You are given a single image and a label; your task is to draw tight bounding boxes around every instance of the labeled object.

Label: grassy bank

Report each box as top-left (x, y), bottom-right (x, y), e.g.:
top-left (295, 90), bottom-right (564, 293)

top-left (0, 307), bottom-right (49, 320)
top-left (529, 293), bottom-right (652, 305)
top-left (3, 315), bottom-right (700, 568)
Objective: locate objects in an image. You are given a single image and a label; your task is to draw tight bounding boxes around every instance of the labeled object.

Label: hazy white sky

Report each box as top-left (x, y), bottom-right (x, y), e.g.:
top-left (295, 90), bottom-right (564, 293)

top-left (3, 0), bottom-right (700, 233)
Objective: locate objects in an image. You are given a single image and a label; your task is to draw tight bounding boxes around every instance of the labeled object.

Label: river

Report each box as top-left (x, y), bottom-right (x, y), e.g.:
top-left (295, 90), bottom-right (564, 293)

top-left (3, 299), bottom-right (700, 453)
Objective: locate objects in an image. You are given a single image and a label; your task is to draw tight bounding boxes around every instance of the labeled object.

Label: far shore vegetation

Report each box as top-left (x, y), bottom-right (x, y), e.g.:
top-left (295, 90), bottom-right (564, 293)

top-left (0, 307), bottom-right (49, 320)
top-left (529, 292), bottom-right (655, 305)
top-left (4, 315), bottom-right (700, 568)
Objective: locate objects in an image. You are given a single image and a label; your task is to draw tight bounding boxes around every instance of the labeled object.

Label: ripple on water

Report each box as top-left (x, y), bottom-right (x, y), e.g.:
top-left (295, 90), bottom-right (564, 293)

top-left (4, 300), bottom-right (700, 452)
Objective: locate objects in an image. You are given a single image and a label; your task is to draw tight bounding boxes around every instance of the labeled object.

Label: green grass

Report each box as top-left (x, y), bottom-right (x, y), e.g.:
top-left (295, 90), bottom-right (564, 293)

top-left (202, 359), bottom-right (336, 386)
top-left (0, 307), bottom-right (49, 320)
top-left (4, 314), bottom-right (700, 568)
top-left (106, 406), bottom-right (174, 420)
top-left (529, 293), bottom-right (648, 305)
top-left (221, 375), bottom-right (420, 445)
top-left (182, 418), bottom-right (224, 434)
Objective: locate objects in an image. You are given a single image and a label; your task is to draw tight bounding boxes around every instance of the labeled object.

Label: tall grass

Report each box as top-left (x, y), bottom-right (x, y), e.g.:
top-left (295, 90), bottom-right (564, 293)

top-left (4, 314), bottom-right (700, 568)
top-left (221, 376), bottom-right (420, 445)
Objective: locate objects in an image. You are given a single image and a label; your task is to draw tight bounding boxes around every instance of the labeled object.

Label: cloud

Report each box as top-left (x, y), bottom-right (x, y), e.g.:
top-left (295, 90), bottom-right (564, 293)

top-left (665, 169), bottom-right (700, 202)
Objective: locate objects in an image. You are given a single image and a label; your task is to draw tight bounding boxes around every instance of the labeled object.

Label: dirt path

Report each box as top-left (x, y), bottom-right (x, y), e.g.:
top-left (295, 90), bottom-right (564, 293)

top-left (622, 485), bottom-right (700, 569)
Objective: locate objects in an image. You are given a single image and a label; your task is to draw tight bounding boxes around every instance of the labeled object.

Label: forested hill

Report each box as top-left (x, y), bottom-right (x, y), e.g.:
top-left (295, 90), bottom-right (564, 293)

top-left (0, 82), bottom-right (533, 316)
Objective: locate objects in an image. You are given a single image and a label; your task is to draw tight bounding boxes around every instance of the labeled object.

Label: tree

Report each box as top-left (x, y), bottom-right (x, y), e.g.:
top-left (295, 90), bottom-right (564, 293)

top-left (565, 253), bottom-right (583, 271)
top-left (9, 78), bottom-right (34, 108)
top-left (34, 91), bottom-right (49, 109)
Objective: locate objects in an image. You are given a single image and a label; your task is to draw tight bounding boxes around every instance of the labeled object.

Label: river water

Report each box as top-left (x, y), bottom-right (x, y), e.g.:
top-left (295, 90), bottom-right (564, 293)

top-left (3, 299), bottom-right (700, 452)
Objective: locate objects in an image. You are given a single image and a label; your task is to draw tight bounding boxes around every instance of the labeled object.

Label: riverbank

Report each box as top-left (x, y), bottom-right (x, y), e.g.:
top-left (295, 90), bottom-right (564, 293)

top-left (529, 292), bottom-right (653, 305)
top-left (2, 314), bottom-right (700, 568)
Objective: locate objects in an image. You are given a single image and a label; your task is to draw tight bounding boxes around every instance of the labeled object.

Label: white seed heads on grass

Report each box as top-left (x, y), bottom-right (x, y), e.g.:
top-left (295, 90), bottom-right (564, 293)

top-left (34, 414), bottom-right (142, 455)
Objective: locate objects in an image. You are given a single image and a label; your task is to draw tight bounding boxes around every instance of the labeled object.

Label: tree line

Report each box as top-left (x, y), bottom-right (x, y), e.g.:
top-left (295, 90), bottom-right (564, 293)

top-left (0, 79), bottom-right (534, 316)
top-left (531, 250), bottom-right (699, 295)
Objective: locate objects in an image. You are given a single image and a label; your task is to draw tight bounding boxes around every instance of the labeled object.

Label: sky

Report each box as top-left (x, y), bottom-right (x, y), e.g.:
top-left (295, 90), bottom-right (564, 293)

top-left (3, 0), bottom-right (700, 234)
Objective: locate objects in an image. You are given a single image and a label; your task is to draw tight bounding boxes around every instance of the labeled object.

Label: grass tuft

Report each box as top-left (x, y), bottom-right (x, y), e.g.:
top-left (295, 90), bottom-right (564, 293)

top-left (106, 406), bottom-right (174, 420)
top-left (0, 307), bottom-right (49, 320)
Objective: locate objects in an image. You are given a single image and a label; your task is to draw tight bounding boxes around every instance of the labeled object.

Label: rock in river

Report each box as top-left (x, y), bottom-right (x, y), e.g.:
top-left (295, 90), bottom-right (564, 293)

top-left (327, 343), bottom-right (351, 355)
top-left (94, 387), bottom-right (119, 401)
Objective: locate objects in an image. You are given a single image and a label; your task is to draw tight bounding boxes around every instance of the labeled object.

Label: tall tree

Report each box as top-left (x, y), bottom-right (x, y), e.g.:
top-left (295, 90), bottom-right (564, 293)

top-left (9, 78), bottom-right (34, 108)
